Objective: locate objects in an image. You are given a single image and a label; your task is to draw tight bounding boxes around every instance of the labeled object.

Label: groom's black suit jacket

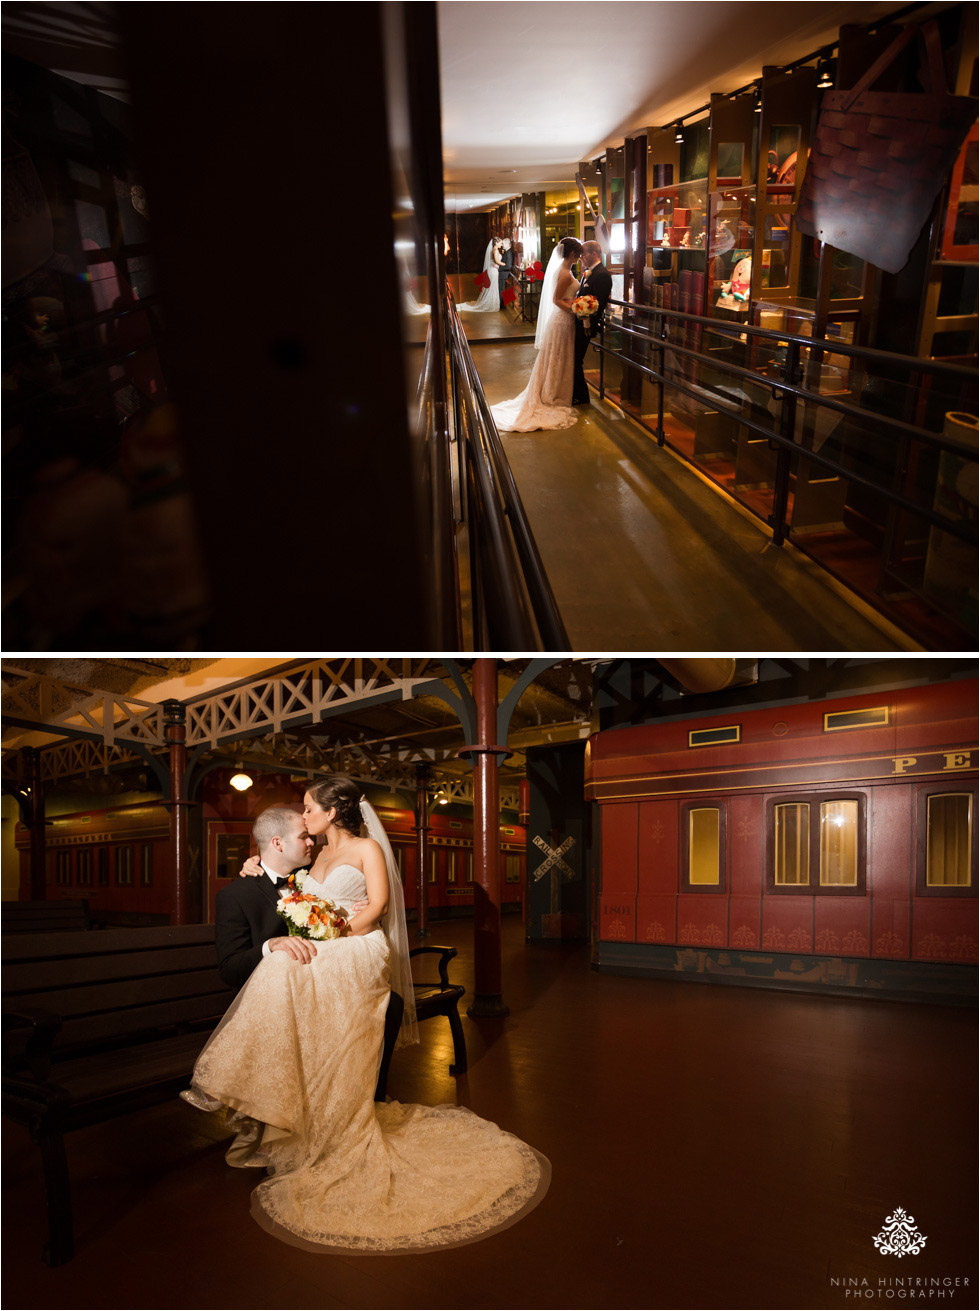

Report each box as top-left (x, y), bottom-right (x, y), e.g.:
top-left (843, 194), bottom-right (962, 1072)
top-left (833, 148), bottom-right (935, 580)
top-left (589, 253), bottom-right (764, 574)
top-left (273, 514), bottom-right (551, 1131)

top-left (577, 260), bottom-right (613, 339)
top-left (572, 260), bottom-right (614, 402)
top-left (215, 870), bottom-right (291, 991)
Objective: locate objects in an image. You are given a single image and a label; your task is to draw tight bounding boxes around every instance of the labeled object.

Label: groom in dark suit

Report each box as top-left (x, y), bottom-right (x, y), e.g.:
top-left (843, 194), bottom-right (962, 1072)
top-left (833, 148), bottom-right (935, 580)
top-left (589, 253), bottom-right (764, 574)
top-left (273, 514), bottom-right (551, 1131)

top-left (571, 240), bottom-right (613, 405)
top-left (498, 237), bottom-right (517, 308)
top-left (215, 805), bottom-right (315, 989)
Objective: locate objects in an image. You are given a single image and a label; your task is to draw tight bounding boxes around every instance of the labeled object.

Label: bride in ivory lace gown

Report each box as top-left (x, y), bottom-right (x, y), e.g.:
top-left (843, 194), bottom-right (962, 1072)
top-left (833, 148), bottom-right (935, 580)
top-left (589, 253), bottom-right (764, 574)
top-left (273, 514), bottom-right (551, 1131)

top-left (490, 236), bottom-right (583, 433)
top-left (184, 776), bottom-right (549, 1254)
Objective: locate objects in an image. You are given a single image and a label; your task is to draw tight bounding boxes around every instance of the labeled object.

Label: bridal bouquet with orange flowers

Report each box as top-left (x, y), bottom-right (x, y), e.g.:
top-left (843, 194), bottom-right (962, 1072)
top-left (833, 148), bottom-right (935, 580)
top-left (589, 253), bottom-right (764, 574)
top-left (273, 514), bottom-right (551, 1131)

top-left (277, 887), bottom-right (347, 941)
top-left (572, 294), bottom-right (599, 320)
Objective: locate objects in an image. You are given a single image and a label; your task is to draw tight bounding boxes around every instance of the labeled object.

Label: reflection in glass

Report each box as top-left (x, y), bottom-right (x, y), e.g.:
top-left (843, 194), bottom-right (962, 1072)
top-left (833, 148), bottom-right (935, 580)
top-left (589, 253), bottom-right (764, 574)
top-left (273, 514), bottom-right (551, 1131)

top-left (775, 803), bottom-right (809, 884)
top-left (927, 794), bottom-right (973, 886)
top-left (689, 808), bottom-right (720, 885)
top-left (610, 176), bottom-right (625, 221)
top-left (819, 800), bottom-right (858, 885)
top-left (762, 217), bottom-right (790, 288)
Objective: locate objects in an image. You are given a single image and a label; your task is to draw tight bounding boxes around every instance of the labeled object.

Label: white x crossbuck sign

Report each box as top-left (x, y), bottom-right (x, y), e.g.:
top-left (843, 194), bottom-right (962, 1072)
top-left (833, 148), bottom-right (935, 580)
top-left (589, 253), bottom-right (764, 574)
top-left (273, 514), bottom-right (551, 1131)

top-left (532, 834), bottom-right (576, 882)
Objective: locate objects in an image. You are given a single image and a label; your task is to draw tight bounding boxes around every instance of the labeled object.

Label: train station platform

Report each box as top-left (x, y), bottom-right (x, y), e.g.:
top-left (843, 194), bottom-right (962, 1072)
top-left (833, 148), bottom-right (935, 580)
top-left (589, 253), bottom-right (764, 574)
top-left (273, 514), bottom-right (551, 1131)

top-left (471, 339), bottom-right (910, 651)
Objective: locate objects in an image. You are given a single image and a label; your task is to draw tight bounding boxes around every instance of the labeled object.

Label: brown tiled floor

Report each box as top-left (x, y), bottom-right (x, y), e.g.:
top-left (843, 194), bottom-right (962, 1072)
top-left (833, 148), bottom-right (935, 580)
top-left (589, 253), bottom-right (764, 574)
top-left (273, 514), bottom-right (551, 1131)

top-left (4, 917), bottom-right (976, 1309)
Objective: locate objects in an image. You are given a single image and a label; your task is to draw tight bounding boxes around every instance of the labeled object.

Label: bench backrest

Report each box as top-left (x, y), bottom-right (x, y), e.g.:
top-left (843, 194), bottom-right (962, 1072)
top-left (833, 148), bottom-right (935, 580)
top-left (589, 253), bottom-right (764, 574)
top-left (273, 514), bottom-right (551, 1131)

top-left (1, 900), bottom-right (91, 934)
top-left (2, 925), bottom-right (234, 1059)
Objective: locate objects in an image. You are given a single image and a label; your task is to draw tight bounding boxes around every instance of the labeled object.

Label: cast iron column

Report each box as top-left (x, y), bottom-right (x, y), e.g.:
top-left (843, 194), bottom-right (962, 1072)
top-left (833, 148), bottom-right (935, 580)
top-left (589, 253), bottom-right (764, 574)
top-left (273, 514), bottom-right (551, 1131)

top-left (414, 762), bottom-right (431, 938)
top-left (24, 747), bottom-right (46, 899)
top-left (466, 660), bottom-right (509, 1018)
top-left (163, 699), bottom-right (190, 924)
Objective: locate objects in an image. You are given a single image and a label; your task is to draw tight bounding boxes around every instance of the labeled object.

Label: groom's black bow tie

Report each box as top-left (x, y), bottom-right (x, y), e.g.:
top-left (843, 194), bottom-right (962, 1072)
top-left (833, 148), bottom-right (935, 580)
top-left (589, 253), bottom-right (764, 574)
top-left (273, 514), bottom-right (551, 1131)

top-left (274, 873), bottom-right (298, 889)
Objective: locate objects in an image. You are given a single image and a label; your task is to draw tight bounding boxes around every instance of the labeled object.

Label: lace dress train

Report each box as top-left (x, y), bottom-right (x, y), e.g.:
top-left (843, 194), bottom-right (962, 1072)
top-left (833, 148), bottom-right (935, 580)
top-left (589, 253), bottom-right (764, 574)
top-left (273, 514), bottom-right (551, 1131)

top-left (490, 299), bottom-right (577, 433)
top-left (186, 866), bottom-right (549, 1253)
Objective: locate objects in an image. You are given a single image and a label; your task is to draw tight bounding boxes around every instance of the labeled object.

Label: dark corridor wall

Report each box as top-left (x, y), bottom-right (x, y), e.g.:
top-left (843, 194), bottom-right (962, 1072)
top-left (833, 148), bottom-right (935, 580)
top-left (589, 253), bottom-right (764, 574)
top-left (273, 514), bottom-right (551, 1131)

top-left (446, 212), bottom-right (490, 275)
top-left (526, 742), bottom-right (591, 941)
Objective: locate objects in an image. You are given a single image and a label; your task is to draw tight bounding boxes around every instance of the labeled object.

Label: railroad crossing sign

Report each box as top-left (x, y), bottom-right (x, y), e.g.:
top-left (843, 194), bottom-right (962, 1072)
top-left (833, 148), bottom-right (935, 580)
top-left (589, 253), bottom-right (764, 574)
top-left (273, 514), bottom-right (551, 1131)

top-left (532, 834), bottom-right (576, 882)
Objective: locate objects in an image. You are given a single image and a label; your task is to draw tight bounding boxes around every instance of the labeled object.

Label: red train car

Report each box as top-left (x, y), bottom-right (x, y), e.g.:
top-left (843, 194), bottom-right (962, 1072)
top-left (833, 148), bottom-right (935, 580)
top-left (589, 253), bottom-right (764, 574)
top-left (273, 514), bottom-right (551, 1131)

top-left (204, 796), bottom-right (525, 924)
top-left (586, 677), bottom-right (978, 1000)
top-left (15, 776), bottom-right (526, 924)
top-left (14, 801), bottom-right (173, 922)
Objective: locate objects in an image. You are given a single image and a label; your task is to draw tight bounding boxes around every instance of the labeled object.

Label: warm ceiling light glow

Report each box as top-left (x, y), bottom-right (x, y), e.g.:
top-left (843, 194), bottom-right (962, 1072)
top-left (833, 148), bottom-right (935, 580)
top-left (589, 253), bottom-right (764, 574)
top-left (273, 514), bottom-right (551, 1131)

top-left (230, 772), bottom-right (253, 792)
top-left (674, 122), bottom-right (685, 143)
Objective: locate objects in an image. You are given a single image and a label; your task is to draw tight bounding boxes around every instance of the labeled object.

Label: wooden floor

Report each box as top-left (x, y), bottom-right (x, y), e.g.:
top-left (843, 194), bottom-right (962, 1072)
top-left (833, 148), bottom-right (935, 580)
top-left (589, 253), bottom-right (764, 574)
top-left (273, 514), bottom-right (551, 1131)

top-left (3, 917), bottom-right (976, 1310)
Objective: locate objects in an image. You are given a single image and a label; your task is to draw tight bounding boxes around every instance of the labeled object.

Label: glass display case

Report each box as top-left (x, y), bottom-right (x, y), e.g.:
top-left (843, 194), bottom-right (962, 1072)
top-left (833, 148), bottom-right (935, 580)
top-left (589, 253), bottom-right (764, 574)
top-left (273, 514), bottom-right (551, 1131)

top-left (750, 300), bottom-right (858, 396)
top-left (647, 177), bottom-right (708, 255)
top-left (706, 186), bottom-right (755, 321)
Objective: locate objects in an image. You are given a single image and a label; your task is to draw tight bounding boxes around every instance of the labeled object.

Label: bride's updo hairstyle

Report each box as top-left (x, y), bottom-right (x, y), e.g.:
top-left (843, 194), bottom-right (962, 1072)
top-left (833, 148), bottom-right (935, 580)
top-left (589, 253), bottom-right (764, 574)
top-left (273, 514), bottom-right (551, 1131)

top-left (557, 236), bottom-right (583, 259)
top-left (307, 775), bottom-right (364, 836)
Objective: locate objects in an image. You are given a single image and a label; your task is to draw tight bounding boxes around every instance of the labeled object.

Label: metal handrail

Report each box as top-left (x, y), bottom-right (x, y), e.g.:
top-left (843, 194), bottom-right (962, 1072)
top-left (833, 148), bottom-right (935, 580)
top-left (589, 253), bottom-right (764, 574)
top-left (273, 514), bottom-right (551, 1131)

top-left (596, 298), bottom-right (978, 549)
top-left (444, 291), bottom-right (571, 649)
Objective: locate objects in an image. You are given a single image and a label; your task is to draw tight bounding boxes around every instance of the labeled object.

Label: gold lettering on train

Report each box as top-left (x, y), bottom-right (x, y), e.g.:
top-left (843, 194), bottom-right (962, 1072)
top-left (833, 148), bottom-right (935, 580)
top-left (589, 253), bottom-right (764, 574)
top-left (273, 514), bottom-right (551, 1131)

top-left (943, 752), bottom-right (972, 769)
top-left (892, 757), bottom-right (918, 774)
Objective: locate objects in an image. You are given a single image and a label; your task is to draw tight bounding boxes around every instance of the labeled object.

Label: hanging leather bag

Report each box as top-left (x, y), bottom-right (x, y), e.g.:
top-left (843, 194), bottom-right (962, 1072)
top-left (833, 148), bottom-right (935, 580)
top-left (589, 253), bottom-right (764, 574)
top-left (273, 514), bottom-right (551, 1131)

top-left (796, 21), bottom-right (977, 274)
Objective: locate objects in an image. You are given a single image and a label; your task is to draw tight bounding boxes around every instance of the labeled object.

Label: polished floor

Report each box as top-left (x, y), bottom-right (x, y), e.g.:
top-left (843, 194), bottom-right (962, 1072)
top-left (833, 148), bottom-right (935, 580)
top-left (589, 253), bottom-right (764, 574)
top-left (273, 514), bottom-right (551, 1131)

top-left (474, 340), bottom-right (908, 650)
top-left (3, 917), bottom-right (976, 1310)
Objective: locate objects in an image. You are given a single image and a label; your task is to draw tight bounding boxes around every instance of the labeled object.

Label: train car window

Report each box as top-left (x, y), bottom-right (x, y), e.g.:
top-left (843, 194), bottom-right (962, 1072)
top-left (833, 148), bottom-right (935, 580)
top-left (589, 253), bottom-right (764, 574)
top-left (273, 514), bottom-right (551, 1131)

top-left (926, 794), bottom-right (973, 888)
top-left (774, 804), bottom-right (810, 885)
top-left (428, 850), bottom-right (438, 884)
top-left (688, 725), bottom-right (740, 747)
top-left (505, 854), bottom-right (521, 884)
top-left (689, 809), bottom-right (720, 884)
top-left (681, 804), bottom-right (728, 892)
top-left (115, 845), bottom-right (134, 886)
top-left (141, 843), bottom-right (153, 887)
top-left (77, 848), bottom-right (93, 886)
top-left (392, 845), bottom-right (405, 882)
top-left (97, 848), bottom-right (109, 885)
top-left (819, 800), bottom-right (859, 886)
top-left (768, 794), bottom-right (867, 894)
top-left (56, 849), bottom-right (72, 886)
top-left (823, 706), bottom-right (889, 731)
top-left (447, 850), bottom-right (458, 884)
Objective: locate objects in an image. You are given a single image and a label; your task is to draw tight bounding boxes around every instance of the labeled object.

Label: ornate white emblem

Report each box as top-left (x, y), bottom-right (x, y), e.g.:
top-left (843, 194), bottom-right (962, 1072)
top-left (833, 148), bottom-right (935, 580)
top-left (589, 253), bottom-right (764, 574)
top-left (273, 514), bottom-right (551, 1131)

top-left (873, 1208), bottom-right (927, 1257)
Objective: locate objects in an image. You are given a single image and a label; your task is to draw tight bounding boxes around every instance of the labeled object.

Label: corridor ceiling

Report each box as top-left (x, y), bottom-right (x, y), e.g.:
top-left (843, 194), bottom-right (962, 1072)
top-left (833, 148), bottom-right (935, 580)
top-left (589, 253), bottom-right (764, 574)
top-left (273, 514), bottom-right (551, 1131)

top-left (440, 0), bottom-right (900, 210)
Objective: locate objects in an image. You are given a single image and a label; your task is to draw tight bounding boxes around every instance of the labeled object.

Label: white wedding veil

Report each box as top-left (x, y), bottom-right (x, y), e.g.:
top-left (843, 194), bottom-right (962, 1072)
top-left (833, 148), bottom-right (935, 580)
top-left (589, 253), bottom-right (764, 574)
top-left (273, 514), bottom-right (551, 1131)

top-left (534, 240), bottom-right (569, 349)
top-left (360, 798), bottom-right (419, 1049)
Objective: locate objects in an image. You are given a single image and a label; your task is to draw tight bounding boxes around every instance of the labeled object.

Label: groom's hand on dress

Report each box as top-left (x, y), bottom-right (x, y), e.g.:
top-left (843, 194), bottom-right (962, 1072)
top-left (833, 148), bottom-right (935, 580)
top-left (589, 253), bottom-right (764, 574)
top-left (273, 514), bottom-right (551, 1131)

top-left (269, 937), bottom-right (317, 964)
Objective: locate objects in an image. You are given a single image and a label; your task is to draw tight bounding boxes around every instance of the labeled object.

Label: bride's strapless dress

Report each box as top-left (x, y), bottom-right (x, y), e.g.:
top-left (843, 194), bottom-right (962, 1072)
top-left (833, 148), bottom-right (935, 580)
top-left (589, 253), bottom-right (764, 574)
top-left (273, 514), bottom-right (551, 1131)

top-left (186, 864), bottom-right (549, 1253)
top-left (490, 282), bottom-right (579, 433)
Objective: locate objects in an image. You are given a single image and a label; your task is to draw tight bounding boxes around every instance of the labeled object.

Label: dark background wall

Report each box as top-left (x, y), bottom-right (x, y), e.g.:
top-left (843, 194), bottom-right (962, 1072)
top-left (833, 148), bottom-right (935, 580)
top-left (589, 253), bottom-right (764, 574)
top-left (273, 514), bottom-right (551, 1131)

top-left (446, 211), bottom-right (490, 274)
top-left (525, 741), bottom-right (591, 942)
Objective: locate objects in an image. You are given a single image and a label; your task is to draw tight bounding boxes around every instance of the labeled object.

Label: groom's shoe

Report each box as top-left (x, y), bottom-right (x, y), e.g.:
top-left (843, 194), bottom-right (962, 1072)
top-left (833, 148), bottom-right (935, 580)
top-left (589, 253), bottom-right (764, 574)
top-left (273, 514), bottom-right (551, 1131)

top-left (572, 396), bottom-right (591, 406)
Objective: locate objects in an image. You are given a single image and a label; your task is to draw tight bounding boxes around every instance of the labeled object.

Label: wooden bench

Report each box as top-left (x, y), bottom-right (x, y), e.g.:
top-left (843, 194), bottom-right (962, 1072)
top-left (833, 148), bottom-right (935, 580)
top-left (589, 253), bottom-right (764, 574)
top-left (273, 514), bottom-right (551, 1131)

top-left (375, 945), bottom-right (467, 1100)
top-left (2, 900), bottom-right (91, 934)
top-left (2, 925), bottom-right (234, 1266)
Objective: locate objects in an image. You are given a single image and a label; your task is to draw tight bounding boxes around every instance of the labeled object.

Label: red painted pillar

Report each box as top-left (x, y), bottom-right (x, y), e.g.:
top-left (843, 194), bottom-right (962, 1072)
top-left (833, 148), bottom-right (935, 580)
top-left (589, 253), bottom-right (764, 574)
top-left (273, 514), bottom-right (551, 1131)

top-left (467, 659), bottom-right (509, 1018)
top-left (24, 747), bottom-right (46, 899)
top-left (163, 699), bottom-right (190, 924)
top-left (414, 762), bottom-right (431, 938)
